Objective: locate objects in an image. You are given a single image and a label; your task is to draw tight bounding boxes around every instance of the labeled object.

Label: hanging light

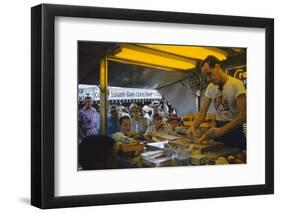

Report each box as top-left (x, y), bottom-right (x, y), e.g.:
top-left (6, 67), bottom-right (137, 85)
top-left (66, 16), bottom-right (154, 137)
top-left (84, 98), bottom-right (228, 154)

top-left (109, 44), bottom-right (197, 71)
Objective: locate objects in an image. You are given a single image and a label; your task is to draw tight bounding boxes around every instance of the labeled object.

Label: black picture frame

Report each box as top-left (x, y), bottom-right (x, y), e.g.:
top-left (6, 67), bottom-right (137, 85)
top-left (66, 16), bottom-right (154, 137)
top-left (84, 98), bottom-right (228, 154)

top-left (31, 3), bottom-right (274, 209)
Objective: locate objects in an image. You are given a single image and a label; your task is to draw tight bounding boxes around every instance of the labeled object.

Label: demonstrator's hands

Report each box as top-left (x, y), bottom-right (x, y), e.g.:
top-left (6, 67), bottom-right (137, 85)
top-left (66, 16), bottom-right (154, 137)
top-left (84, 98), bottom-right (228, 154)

top-left (186, 126), bottom-right (196, 138)
top-left (198, 127), bottom-right (224, 144)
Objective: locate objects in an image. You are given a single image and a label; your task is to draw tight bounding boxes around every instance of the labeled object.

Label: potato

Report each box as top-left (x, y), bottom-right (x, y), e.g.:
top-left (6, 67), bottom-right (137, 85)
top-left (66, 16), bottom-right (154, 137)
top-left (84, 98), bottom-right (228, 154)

top-left (234, 159), bottom-right (243, 164)
top-left (227, 155), bottom-right (236, 164)
top-left (215, 157), bottom-right (229, 165)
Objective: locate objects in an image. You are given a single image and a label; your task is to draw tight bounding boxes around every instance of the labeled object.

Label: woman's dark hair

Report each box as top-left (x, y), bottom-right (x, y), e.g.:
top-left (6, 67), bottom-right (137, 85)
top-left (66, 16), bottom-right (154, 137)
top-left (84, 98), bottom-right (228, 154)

top-left (200, 55), bottom-right (222, 69)
top-left (118, 115), bottom-right (131, 126)
top-left (79, 135), bottom-right (116, 170)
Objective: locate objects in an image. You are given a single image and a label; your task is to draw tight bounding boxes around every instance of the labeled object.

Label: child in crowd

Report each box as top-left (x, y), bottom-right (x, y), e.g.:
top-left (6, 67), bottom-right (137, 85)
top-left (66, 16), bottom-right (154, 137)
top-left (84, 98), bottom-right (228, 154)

top-left (167, 115), bottom-right (182, 135)
top-left (144, 113), bottom-right (169, 141)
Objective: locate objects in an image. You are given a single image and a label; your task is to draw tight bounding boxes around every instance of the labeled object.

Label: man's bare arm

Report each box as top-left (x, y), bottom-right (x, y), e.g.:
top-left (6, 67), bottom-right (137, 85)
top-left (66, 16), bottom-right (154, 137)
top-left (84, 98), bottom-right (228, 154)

top-left (192, 97), bottom-right (211, 129)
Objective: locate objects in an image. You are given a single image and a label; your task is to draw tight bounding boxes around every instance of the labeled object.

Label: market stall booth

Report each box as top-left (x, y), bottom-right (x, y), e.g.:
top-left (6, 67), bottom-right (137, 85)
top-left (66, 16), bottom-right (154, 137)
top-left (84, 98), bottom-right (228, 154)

top-left (78, 41), bottom-right (247, 168)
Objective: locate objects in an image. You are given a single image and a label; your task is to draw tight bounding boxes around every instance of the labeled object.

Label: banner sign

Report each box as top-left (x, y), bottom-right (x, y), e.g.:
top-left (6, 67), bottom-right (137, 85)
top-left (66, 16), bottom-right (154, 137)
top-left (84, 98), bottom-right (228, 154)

top-left (79, 85), bottom-right (162, 101)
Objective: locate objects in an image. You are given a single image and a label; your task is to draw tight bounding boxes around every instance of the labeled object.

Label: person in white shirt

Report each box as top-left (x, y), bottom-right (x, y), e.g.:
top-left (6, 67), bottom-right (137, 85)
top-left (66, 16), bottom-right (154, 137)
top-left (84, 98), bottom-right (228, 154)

top-left (187, 55), bottom-right (246, 149)
top-left (142, 105), bottom-right (151, 121)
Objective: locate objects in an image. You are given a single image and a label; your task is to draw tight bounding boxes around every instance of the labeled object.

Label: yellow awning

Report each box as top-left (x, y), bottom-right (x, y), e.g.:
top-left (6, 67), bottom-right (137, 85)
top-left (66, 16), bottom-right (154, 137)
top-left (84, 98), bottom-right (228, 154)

top-left (140, 44), bottom-right (227, 61)
top-left (109, 43), bottom-right (227, 71)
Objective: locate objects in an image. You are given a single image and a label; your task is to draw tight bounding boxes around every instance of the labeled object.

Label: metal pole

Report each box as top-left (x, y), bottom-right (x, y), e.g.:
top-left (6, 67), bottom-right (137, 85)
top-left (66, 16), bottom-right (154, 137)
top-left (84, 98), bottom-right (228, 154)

top-left (195, 90), bottom-right (201, 112)
top-left (100, 58), bottom-right (108, 135)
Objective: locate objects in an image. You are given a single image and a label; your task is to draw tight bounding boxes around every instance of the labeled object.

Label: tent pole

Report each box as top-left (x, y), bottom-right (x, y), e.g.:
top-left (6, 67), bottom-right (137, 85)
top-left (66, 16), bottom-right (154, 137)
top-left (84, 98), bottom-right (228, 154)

top-left (196, 95), bottom-right (201, 112)
top-left (195, 90), bottom-right (201, 112)
top-left (100, 58), bottom-right (108, 135)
